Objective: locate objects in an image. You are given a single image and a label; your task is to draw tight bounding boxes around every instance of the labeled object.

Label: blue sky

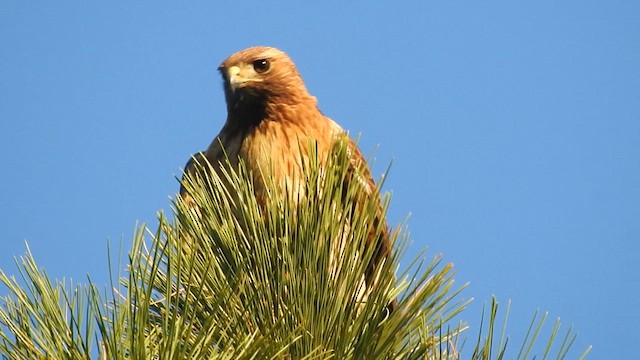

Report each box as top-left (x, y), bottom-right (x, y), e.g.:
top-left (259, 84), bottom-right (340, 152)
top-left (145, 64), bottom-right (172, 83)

top-left (1, 2), bottom-right (638, 358)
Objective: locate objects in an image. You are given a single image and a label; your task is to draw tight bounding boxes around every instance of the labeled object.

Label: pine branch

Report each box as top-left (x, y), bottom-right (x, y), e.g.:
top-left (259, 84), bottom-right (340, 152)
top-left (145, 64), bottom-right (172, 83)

top-left (0, 139), bottom-right (591, 359)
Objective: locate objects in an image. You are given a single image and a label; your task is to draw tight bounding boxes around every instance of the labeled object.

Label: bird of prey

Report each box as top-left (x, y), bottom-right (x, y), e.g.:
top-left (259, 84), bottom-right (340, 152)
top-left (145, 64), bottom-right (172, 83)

top-left (180, 46), bottom-right (394, 310)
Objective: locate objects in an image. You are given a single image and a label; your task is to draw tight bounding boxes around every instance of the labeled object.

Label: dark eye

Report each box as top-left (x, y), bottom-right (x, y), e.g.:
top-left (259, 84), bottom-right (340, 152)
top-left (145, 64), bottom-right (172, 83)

top-left (253, 59), bottom-right (270, 73)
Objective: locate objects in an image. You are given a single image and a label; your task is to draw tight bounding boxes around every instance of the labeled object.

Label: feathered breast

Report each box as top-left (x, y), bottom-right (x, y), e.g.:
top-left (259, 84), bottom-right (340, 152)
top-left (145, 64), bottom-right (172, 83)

top-left (239, 103), bottom-right (343, 203)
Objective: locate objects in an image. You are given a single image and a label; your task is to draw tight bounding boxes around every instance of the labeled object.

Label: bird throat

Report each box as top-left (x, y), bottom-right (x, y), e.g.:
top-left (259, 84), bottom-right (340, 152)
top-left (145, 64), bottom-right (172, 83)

top-left (226, 92), bottom-right (268, 128)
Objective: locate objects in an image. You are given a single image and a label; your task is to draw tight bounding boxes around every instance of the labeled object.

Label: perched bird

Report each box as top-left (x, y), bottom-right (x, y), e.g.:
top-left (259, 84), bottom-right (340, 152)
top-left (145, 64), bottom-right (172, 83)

top-left (180, 46), bottom-right (394, 310)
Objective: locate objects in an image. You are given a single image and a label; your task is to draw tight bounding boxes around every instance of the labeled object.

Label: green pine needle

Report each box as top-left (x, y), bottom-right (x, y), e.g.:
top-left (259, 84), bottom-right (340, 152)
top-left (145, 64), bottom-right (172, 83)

top-left (0, 139), bottom-right (590, 359)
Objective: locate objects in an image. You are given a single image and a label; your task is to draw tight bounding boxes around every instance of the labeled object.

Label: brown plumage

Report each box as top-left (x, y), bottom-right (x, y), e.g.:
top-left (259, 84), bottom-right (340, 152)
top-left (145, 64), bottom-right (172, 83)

top-left (181, 46), bottom-right (394, 310)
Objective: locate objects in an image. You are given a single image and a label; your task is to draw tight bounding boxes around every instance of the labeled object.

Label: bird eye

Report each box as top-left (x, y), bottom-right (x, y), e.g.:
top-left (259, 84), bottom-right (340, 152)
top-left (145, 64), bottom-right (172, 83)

top-left (253, 59), bottom-right (270, 73)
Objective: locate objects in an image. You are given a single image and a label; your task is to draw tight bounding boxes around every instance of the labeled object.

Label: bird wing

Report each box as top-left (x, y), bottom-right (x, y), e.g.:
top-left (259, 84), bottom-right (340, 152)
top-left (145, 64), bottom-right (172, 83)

top-left (179, 151), bottom-right (208, 200)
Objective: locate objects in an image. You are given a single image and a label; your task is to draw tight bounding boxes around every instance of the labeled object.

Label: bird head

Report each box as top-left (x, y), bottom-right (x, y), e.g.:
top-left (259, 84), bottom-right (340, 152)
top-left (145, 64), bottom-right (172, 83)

top-left (218, 46), bottom-right (311, 112)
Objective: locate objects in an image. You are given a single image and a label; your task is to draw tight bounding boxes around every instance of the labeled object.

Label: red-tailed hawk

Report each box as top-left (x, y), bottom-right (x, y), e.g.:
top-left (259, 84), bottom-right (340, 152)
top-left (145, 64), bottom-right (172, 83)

top-left (181, 46), bottom-right (395, 311)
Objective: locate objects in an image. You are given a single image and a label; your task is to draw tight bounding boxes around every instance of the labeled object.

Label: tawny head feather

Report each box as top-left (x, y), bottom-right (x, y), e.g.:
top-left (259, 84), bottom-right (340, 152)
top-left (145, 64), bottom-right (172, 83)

top-left (219, 47), bottom-right (312, 109)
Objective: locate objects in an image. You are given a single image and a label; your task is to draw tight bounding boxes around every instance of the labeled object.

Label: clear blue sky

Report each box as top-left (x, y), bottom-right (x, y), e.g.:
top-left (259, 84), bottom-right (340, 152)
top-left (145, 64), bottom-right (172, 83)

top-left (1, 2), bottom-right (638, 358)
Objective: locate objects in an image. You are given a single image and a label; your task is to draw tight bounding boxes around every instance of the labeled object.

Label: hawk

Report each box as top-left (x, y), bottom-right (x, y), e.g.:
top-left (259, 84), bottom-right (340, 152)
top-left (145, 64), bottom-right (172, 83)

top-left (180, 46), bottom-right (395, 311)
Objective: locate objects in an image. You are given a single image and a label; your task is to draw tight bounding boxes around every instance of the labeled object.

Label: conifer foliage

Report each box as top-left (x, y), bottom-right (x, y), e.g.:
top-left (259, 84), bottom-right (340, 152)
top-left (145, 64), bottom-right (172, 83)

top-left (0, 141), bottom-right (590, 359)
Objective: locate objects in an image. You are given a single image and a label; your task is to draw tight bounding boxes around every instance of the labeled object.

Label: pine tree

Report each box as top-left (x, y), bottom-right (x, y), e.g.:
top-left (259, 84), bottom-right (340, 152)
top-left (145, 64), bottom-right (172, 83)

top-left (0, 141), bottom-right (590, 359)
